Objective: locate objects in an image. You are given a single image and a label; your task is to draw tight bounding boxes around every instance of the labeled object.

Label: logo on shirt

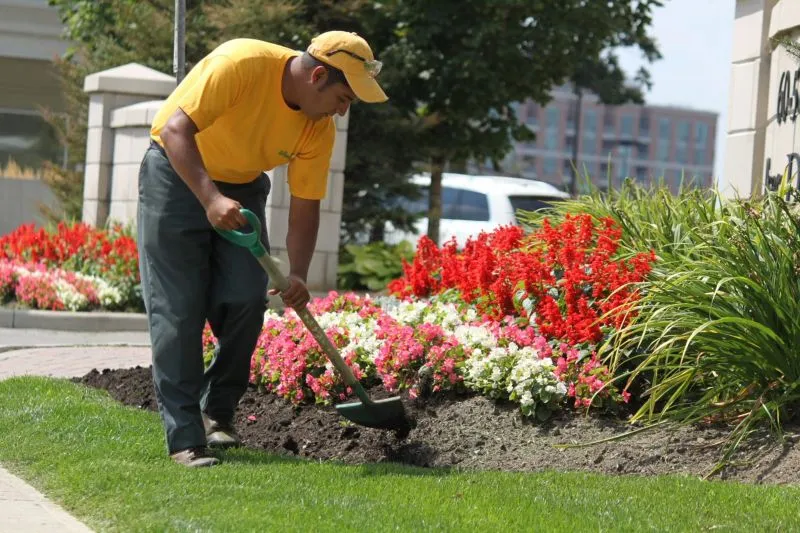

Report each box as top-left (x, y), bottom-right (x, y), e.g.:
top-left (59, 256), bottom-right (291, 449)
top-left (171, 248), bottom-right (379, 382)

top-left (278, 150), bottom-right (297, 161)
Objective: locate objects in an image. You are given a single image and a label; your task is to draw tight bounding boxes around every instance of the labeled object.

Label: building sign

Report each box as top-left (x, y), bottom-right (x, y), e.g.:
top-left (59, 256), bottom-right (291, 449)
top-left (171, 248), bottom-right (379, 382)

top-left (765, 152), bottom-right (800, 194)
top-left (777, 69), bottom-right (800, 124)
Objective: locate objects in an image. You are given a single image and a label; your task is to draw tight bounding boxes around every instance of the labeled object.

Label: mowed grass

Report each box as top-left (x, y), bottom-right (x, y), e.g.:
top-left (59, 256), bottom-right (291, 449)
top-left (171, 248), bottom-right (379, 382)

top-left (0, 377), bottom-right (797, 532)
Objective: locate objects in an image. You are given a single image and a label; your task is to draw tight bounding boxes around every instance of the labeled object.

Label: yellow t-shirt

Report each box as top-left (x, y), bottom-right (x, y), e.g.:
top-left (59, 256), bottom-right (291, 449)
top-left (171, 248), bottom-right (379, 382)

top-left (150, 39), bottom-right (336, 200)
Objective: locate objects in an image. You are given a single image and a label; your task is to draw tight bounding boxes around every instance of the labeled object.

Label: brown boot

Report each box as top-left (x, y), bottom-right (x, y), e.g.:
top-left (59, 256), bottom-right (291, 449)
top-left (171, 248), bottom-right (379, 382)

top-left (170, 446), bottom-right (220, 467)
top-left (202, 412), bottom-right (242, 449)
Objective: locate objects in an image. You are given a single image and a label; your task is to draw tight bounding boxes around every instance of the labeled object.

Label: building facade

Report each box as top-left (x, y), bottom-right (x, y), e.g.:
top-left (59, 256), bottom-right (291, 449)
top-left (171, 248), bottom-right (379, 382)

top-left (482, 85), bottom-right (718, 194)
top-left (724, 0), bottom-right (800, 198)
top-left (0, 0), bottom-right (68, 171)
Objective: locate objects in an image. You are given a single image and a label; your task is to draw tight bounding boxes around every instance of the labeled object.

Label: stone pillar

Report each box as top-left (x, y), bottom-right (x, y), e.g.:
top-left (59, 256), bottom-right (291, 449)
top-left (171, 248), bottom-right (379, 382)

top-left (722, 0), bottom-right (778, 198)
top-left (265, 111), bottom-right (348, 291)
top-left (107, 101), bottom-right (165, 224)
top-left (82, 63), bottom-right (176, 226)
top-left (762, 2), bottom-right (800, 192)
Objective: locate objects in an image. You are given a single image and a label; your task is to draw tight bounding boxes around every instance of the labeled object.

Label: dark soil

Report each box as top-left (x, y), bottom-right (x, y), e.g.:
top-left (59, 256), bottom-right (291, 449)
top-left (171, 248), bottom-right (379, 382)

top-left (76, 365), bottom-right (800, 485)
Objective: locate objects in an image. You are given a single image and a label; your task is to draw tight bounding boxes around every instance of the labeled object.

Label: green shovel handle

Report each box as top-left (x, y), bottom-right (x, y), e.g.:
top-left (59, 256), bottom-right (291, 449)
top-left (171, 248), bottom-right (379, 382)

top-left (213, 208), bottom-right (268, 258)
top-left (213, 208), bottom-right (289, 292)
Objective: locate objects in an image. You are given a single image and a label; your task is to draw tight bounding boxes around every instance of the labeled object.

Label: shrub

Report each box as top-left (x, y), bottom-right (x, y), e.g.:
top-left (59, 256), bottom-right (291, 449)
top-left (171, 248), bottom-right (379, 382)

top-left (337, 241), bottom-right (415, 292)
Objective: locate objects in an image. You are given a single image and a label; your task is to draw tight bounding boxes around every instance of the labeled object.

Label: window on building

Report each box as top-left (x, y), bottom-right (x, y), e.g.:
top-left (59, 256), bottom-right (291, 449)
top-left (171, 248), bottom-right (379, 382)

top-left (603, 110), bottom-right (615, 134)
top-left (617, 145), bottom-right (633, 180)
top-left (602, 140), bottom-right (616, 156)
top-left (657, 139), bottom-right (670, 162)
top-left (582, 110), bottom-right (597, 155)
top-left (676, 144), bottom-right (688, 164)
top-left (694, 122), bottom-right (709, 165)
top-left (694, 147), bottom-right (706, 166)
top-left (543, 157), bottom-right (558, 176)
top-left (0, 109), bottom-right (63, 173)
top-left (635, 166), bottom-right (647, 182)
top-left (526, 103), bottom-right (539, 126)
top-left (637, 144), bottom-right (650, 160)
top-left (677, 121), bottom-right (690, 143)
top-left (639, 113), bottom-right (650, 136)
top-left (621, 115), bottom-right (634, 137)
top-left (546, 106), bottom-right (560, 129)
top-left (545, 129), bottom-right (558, 150)
top-left (545, 107), bottom-right (560, 150)
top-left (694, 122), bottom-right (708, 146)
top-left (658, 117), bottom-right (671, 139)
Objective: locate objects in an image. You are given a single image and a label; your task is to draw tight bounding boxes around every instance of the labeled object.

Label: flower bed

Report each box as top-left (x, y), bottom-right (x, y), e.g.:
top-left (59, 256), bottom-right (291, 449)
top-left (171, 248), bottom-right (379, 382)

top-left (203, 214), bottom-right (653, 418)
top-left (0, 222), bottom-right (141, 311)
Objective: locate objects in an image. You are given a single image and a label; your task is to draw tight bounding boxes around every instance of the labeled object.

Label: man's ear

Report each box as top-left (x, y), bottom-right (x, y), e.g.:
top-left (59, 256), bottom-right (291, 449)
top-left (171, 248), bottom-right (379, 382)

top-left (310, 65), bottom-right (328, 86)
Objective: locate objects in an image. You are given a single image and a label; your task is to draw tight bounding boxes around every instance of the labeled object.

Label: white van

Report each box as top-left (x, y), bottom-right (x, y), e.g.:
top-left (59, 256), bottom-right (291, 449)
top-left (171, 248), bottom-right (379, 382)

top-left (384, 172), bottom-right (569, 248)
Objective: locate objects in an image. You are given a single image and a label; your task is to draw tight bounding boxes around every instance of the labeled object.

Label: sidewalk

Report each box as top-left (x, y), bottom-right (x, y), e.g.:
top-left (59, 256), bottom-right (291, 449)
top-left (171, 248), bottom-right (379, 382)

top-left (0, 344), bottom-right (151, 533)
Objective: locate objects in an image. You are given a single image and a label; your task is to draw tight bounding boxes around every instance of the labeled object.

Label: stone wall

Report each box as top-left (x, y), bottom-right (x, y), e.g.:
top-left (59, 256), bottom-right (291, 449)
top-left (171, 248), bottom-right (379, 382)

top-left (0, 177), bottom-right (55, 235)
top-left (82, 63), bottom-right (348, 291)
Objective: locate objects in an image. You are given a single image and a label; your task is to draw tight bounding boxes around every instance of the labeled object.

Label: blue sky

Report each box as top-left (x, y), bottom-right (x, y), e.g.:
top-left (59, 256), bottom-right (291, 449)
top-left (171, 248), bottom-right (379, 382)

top-left (616, 0), bottom-right (735, 183)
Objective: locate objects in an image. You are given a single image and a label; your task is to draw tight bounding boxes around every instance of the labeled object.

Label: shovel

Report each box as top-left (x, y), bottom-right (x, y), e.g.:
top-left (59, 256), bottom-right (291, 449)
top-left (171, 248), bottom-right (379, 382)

top-left (214, 208), bottom-right (411, 433)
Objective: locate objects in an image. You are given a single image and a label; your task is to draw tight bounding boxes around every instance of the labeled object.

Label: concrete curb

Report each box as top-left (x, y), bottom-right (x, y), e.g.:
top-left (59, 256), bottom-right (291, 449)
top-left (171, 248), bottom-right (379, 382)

top-left (0, 308), bottom-right (148, 332)
top-left (0, 290), bottom-right (376, 332)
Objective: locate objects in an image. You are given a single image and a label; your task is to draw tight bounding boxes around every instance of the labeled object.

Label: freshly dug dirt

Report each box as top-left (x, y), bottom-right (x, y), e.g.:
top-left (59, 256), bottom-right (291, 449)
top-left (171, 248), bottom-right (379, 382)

top-left (76, 365), bottom-right (800, 485)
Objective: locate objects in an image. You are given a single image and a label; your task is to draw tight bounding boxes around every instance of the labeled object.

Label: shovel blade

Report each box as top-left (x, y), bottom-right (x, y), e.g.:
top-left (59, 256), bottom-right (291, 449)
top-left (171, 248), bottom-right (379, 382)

top-left (335, 396), bottom-right (411, 433)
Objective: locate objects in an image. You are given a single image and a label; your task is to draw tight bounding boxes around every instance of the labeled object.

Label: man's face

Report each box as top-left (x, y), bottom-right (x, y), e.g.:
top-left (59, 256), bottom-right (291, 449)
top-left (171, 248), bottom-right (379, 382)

top-left (302, 67), bottom-right (357, 121)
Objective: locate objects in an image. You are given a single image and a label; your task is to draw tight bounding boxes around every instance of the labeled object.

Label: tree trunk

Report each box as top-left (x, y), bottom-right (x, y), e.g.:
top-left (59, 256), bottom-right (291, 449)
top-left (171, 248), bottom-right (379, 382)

top-left (427, 156), bottom-right (445, 245)
top-left (368, 222), bottom-right (385, 243)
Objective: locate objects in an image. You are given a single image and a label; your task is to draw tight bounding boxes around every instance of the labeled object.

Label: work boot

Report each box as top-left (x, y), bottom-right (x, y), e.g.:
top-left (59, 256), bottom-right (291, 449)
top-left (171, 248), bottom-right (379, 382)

top-left (170, 446), bottom-right (220, 467)
top-left (202, 412), bottom-right (241, 449)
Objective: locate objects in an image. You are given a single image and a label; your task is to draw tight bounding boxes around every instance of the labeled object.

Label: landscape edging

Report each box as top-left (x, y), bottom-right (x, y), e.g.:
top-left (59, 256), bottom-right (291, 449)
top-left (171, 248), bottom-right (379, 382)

top-left (0, 308), bottom-right (148, 332)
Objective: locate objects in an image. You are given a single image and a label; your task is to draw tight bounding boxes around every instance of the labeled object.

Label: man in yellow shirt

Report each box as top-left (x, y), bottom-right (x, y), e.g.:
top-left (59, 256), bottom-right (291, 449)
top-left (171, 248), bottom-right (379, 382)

top-left (138, 31), bottom-right (387, 467)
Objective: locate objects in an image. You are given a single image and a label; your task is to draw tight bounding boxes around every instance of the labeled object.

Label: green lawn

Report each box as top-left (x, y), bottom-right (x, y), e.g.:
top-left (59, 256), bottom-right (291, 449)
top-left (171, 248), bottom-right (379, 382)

top-left (0, 377), bottom-right (797, 532)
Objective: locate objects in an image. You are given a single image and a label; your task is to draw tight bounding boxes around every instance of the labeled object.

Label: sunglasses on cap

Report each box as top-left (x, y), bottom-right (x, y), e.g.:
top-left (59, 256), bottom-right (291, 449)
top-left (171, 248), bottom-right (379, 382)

top-left (325, 49), bottom-right (383, 78)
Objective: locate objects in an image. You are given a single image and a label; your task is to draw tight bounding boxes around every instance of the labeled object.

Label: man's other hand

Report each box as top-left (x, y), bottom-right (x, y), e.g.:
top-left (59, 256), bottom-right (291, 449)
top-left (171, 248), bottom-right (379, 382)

top-left (270, 274), bottom-right (310, 309)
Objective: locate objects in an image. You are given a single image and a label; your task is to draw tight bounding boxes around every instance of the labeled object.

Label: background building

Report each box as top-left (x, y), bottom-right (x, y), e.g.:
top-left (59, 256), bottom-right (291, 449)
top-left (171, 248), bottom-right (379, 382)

top-left (0, 0), bottom-right (68, 171)
top-left (476, 84), bottom-right (718, 193)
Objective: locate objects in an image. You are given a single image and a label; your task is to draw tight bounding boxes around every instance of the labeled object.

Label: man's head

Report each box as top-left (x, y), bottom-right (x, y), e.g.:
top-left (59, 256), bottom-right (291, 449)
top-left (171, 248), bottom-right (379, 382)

top-left (293, 31), bottom-right (388, 121)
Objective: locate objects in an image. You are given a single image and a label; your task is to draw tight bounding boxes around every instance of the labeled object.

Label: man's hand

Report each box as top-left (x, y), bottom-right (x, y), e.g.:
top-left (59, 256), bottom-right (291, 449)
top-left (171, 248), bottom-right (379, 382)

top-left (269, 274), bottom-right (310, 309)
top-left (206, 194), bottom-right (247, 230)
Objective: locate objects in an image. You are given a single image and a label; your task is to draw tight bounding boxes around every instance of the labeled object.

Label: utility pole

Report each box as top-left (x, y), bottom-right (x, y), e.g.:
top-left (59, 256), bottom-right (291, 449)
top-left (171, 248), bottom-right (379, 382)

top-left (173, 0), bottom-right (186, 83)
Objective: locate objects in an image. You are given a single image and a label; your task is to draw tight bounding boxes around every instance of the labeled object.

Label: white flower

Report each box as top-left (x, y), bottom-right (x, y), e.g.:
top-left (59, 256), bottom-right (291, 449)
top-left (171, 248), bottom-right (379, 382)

top-left (53, 279), bottom-right (89, 311)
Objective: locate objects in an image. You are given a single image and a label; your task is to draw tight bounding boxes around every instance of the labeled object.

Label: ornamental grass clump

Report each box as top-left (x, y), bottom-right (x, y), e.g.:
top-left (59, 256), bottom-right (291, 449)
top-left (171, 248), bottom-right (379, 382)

top-left (517, 177), bottom-right (800, 461)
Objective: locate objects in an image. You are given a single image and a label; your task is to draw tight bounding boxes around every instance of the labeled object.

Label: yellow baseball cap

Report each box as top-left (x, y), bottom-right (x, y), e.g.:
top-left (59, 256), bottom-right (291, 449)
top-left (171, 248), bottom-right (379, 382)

top-left (307, 31), bottom-right (388, 103)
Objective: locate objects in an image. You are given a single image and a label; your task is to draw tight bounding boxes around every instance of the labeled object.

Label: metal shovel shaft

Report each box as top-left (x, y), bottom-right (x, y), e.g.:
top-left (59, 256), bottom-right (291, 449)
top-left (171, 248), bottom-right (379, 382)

top-left (253, 253), bottom-right (375, 407)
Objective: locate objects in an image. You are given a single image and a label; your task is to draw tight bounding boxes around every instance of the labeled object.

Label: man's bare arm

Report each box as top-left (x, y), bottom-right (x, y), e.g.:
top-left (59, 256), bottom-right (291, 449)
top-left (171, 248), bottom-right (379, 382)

top-left (159, 108), bottom-right (246, 229)
top-left (286, 195), bottom-right (321, 282)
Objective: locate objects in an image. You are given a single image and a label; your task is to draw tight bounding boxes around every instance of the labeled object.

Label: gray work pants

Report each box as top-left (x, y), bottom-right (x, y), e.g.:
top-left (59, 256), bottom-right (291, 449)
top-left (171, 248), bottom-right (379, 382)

top-left (137, 143), bottom-right (269, 454)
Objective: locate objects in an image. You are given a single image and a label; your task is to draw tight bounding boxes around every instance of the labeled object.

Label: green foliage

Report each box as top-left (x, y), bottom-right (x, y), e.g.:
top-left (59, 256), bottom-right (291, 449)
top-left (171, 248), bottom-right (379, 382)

top-left (46, 0), bottom-right (661, 245)
top-left (521, 179), bottom-right (800, 465)
top-left (337, 241), bottom-right (414, 291)
top-left (362, 0), bottom-right (663, 242)
top-left (611, 190), bottom-right (800, 461)
top-left (42, 0), bottom-right (222, 223)
top-left (773, 35), bottom-right (800, 64)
